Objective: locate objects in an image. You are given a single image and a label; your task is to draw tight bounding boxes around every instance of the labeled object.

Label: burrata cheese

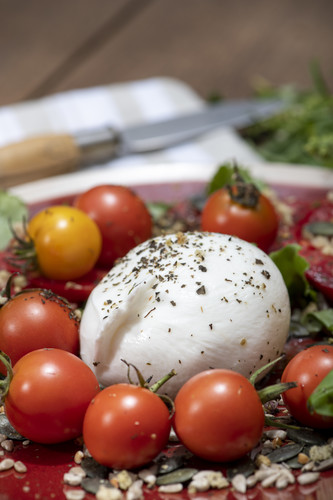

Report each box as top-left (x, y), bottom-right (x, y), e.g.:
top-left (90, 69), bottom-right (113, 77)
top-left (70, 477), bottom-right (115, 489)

top-left (80, 232), bottom-right (290, 397)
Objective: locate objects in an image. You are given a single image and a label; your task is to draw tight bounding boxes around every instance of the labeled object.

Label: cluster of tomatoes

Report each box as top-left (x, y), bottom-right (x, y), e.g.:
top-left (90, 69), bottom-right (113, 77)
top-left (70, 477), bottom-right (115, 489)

top-left (12, 178), bottom-right (279, 286)
top-left (0, 179), bottom-right (332, 475)
top-left (0, 282), bottom-right (333, 471)
top-left (16, 184), bottom-right (153, 282)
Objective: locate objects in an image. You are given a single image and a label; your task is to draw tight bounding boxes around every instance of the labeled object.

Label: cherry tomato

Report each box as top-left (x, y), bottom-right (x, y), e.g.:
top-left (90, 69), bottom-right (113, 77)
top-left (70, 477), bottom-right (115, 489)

top-left (200, 186), bottom-right (279, 252)
top-left (27, 205), bottom-right (102, 280)
top-left (83, 384), bottom-right (171, 469)
top-left (74, 185), bottom-right (152, 266)
top-left (281, 344), bottom-right (333, 428)
top-left (4, 348), bottom-right (100, 444)
top-left (172, 369), bottom-right (264, 462)
top-left (0, 289), bottom-right (79, 375)
top-left (296, 200), bottom-right (333, 303)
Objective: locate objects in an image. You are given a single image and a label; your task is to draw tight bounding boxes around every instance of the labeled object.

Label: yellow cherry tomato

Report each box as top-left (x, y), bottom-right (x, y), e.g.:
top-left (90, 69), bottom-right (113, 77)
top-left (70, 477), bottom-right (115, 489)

top-left (27, 205), bottom-right (102, 280)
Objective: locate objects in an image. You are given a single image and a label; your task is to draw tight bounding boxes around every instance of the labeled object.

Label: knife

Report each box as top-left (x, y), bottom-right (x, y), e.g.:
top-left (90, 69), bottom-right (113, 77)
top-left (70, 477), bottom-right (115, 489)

top-left (0, 98), bottom-right (283, 188)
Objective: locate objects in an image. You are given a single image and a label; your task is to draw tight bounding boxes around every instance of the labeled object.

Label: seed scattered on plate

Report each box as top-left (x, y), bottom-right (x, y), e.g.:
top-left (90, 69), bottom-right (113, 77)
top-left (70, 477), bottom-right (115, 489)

top-left (297, 471), bottom-right (320, 485)
top-left (14, 461), bottom-right (27, 473)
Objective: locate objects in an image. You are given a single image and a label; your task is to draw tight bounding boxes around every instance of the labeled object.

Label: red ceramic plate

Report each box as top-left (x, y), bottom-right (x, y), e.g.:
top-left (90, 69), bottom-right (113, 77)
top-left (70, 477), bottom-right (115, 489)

top-left (2, 167), bottom-right (333, 500)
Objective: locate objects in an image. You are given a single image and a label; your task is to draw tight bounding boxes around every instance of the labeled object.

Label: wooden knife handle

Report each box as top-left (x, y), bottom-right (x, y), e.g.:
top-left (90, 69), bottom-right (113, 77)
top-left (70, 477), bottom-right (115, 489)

top-left (0, 134), bottom-right (81, 189)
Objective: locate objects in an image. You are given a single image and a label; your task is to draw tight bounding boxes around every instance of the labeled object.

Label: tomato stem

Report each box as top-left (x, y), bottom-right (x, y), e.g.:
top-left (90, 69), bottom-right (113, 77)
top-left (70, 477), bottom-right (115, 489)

top-left (7, 218), bottom-right (38, 274)
top-left (121, 359), bottom-right (176, 393)
top-left (258, 381), bottom-right (297, 404)
top-left (0, 351), bottom-right (13, 400)
top-left (0, 273), bottom-right (20, 302)
top-left (227, 168), bottom-right (260, 208)
top-left (264, 414), bottom-right (311, 431)
top-left (249, 355), bottom-right (285, 386)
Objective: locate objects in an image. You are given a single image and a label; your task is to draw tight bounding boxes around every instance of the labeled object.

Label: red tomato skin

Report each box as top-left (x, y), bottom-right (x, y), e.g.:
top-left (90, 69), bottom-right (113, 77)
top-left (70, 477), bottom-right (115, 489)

top-left (281, 345), bottom-right (333, 429)
top-left (83, 384), bottom-right (171, 469)
top-left (5, 349), bottom-right (100, 444)
top-left (200, 189), bottom-right (279, 252)
top-left (0, 290), bottom-right (80, 375)
top-left (74, 185), bottom-right (152, 266)
top-left (172, 369), bottom-right (264, 463)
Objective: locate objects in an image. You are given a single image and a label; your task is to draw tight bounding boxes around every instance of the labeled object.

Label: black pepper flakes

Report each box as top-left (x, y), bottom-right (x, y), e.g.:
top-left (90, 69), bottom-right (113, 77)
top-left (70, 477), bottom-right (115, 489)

top-left (262, 270), bottom-right (271, 279)
top-left (196, 285), bottom-right (206, 295)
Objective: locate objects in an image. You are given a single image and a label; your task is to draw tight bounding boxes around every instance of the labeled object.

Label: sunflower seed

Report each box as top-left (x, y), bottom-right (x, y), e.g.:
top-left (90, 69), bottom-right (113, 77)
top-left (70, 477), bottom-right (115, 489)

top-left (14, 460), bottom-right (27, 473)
top-left (302, 461), bottom-right (315, 472)
top-left (188, 470), bottom-right (229, 492)
top-left (0, 458), bottom-right (14, 471)
top-left (264, 429), bottom-right (287, 440)
top-left (275, 474), bottom-right (289, 490)
top-left (1, 439), bottom-right (14, 452)
top-left (261, 471), bottom-right (283, 488)
top-left (126, 479), bottom-right (144, 500)
top-left (138, 465), bottom-right (158, 486)
top-left (64, 490), bottom-right (86, 500)
top-left (63, 471), bottom-right (84, 486)
top-left (313, 457), bottom-right (333, 472)
top-left (246, 474), bottom-right (259, 488)
top-left (231, 473), bottom-right (247, 493)
top-left (297, 471), bottom-right (320, 485)
top-left (96, 485), bottom-right (123, 500)
top-left (158, 483), bottom-right (183, 493)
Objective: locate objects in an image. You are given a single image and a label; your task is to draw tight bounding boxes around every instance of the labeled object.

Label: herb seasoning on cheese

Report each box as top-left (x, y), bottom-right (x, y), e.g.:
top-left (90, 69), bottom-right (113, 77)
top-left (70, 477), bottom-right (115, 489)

top-left (80, 232), bottom-right (290, 397)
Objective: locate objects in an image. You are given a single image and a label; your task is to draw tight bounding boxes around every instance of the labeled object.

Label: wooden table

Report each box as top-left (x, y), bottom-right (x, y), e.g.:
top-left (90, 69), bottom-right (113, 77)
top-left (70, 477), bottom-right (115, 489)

top-left (1, 0), bottom-right (332, 107)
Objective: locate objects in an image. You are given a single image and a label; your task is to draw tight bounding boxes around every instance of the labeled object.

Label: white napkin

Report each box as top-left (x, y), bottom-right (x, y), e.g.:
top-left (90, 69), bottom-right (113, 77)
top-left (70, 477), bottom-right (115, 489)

top-left (0, 76), bottom-right (262, 173)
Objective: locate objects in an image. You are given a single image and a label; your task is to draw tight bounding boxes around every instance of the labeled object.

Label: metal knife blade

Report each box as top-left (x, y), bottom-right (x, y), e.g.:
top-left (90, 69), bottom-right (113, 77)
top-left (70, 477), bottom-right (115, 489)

top-left (76, 98), bottom-right (284, 162)
top-left (0, 98), bottom-right (284, 188)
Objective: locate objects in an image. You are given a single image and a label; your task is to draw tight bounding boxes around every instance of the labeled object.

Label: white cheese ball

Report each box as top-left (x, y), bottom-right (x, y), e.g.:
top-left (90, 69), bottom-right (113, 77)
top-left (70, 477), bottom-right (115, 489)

top-left (80, 232), bottom-right (290, 398)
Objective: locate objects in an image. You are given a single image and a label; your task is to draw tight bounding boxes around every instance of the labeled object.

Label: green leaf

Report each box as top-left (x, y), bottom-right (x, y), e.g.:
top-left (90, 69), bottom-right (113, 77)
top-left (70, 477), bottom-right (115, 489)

top-left (0, 191), bottom-right (28, 251)
top-left (308, 369), bottom-right (333, 417)
top-left (146, 201), bottom-right (171, 221)
top-left (207, 162), bottom-right (265, 195)
top-left (241, 63), bottom-right (333, 168)
top-left (303, 309), bottom-right (333, 334)
top-left (269, 244), bottom-right (315, 303)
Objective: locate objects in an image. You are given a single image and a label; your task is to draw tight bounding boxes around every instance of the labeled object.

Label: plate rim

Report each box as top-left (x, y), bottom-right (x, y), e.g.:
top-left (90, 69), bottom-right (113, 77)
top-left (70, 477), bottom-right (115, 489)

top-left (9, 161), bottom-right (333, 203)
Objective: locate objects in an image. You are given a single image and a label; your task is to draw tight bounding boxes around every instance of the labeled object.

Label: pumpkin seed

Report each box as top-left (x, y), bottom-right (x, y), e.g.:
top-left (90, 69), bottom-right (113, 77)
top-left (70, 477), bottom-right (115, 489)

top-left (156, 453), bottom-right (188, 475)
top-left (80, 456), bottom-right (109, 479)
top-left (0, 414), bottom-right (24, 440)
top-left (266, 443), bottom-right (303, 463)
top-left (226, 456), bottom-right (256, 479)
top-left (156, 467), bottom-right (198, 485)
top-left (287, 427), bottom-right (327, 446)
top-left (81, 477), bottom-right (112, 495)
top-left (304, 221), bottom-right (333, 237)
top-left (285, 456), bottom-right (304, 469)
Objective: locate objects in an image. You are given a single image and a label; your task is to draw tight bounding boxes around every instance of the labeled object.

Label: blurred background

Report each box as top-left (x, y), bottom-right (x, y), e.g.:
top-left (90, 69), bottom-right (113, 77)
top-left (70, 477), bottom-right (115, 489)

top-left (1, 0), bottom-right (332, 107)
